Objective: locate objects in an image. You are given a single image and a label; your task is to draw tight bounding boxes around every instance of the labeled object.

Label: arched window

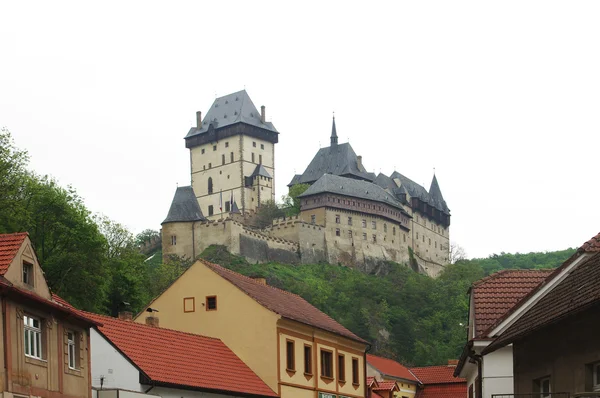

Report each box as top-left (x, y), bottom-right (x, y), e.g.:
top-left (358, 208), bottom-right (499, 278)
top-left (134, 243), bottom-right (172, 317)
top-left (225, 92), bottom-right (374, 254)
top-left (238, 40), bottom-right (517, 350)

top-left (208, 177), bottom-right (213, 194)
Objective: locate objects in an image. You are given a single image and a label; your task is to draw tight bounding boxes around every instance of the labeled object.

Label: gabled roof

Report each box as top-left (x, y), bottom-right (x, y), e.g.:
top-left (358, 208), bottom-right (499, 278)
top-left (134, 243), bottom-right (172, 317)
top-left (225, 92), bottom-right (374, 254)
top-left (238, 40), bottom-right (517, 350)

top-left (373, 381), bottom-right (399, 391)
top-left (428, 175), bottom-right (446, 208)
top-left (0, 232), bottom-right (28, 275)
top-left (472, 269), bottom-right (554, 337)
top-left (251, 164), bottom-right (272, 179)
top-left (287, 174), bottom-right (302, 187)
top-left (186, 90), bottom-right (278, 139)
top-left (367, 376), bottom-right (378, 387)
top-left (414, 384), bottom-right (467, 398)
top-left (85, 312), bottom-right (277, 397)
top-left (298, 174), bottom-right (408, 213)
top-left (373, 173), bottom-right (398, 191)
top-left (202, 259), bottom-right (368, 344)
top-left (391, 172), bottom-right (450, 215)
top-left (409, 366), bottom-right (465, 385)
top-left (294, 142), bottom-right (373, 185)
top-left (162, 186), bottom-right (205, 224)
top-left (366, 354), bottom-right (419, 382)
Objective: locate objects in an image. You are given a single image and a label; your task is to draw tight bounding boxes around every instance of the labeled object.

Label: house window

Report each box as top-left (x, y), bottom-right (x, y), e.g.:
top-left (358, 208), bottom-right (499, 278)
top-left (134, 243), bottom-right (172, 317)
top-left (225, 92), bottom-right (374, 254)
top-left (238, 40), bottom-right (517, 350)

top-left (67, 330), bottom-right (79, 369)
top-left (206, 296), bottom-right (217, 310)
top-left (372, 221), bottom-right (376, 229)
top-left (320, 349), bottom-right (333, 378)
top-left (286, 340), bottom-right (295, 371)
top-left (222, 154), bottom-right (225, 165)
top-left (311, 215), bottom-right (316, 224)
top-left (304, 345), bottom-right (312, 374)
top-left (24, 315), bottom-right (42, 359)
top-left (208, 205), bottom-right (214, 216)
top-left (23, 262), bottom-right (33, 286)
top-left (171, 235), bottom-right (176, 246)
top-left (253, 141), bottom-right (256, 147)
top-left (261, 144), bottom-right (264, 149)
top-left (335, 228), bottom-right (340, 237)
top-left (348, 217), bottom-right (352, 226)
top-left (225, 202), bottom-right (231, 212)
top-left (534, 377), bottom-right (551, 398)
top-left (208, 177), bottom-right (213, 194)
top-left (592, 362), bottom-right (600, 391)
top-left (352, 358), bottom-right (359, 385)
top-left (335, 215), bottom-right (340, 224)
top-left (230, 152), bottom-right (234, 162)
top-left (213, 145), bottom-right (217, 151)
top-left (338, 354), bottom-right (345, 382)
top-left (252, 153), bottom-right (255, 163)
top-left (362, 219), bottom-right (367, 228)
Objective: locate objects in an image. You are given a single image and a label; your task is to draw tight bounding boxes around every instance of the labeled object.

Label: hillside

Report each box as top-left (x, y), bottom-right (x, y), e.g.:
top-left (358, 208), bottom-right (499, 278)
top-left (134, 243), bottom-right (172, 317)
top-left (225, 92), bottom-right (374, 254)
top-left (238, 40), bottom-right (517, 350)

top-left (200, 245), bottom-right (575, 366)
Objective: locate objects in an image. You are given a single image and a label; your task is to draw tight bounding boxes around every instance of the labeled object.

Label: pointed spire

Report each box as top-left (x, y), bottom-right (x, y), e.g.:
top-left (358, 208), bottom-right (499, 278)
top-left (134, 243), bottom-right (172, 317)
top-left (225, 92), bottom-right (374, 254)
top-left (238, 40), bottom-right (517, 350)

top-left (331, 114), bottom-right (338, 146)
top-left (429, 174), bottom-right (444, 202)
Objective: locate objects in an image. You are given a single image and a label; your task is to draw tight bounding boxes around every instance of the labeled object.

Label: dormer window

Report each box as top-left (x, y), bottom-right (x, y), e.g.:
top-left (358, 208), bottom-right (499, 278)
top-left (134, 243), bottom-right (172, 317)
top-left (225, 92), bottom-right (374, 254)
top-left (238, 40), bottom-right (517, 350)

top-left (23, 262), bottom-right (33, 286)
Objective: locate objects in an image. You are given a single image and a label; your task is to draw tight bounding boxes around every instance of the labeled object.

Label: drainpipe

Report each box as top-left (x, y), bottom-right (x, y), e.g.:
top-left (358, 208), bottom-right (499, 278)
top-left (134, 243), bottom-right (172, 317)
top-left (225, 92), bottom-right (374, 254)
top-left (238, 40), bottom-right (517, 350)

top-left (364, 343), bottom-right (372, 398)
top-left (473, 354), bottom-right (483, 398)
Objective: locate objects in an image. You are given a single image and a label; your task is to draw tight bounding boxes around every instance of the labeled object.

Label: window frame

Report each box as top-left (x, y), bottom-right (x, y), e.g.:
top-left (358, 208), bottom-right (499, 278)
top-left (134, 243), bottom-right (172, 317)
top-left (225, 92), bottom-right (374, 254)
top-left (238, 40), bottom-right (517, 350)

top-left (338, 353), bottom-right (346, 382)
top-left (593, 363), bottom-right (600, 391)
top-left (67, 330), bottom-right (78, 370)
top-left (352, 357), bottom-right (359, 385)
top-left (24, 315), bottom-right (42, 360)
top-left (304, 344), bottom-right (313, 375)
top-left (320, 349), bottom-right (333, 379)
top-left (286, 339), bottom-right (295, 371)
top-left (23, 262), bottom-right (34, 286)
top-left (205, 296), bottom-right (217, 311)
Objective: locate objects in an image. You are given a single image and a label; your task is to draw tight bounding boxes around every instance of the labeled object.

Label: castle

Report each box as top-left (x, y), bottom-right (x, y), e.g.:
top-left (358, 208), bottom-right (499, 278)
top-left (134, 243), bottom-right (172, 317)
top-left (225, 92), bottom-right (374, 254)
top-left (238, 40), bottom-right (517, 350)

top-left (161, 90), bottom-right (451, 277)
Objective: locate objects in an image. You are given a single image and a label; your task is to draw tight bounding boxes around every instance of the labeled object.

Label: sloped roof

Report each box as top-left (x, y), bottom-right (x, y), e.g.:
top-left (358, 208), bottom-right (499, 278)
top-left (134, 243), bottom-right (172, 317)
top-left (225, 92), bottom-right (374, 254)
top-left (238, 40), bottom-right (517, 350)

top-left (484, 250), bottom-right (600, 354)
top-left (428, 175), bottom-right (447, 210)
top-left (472, 269), bottom-right (554, 337)
top-left (373, 381), bottom-right (399, 391)
top-left (409, 366), bottom-right (465, 385)
top-left (373, 173), bottom-right (398, 191)
top-left (367, 354), bottom-right (419, 382)
top-left (367, 376), bottom-right (378, 387)
top-left (391, 172), bottom-right (449, 215)
top-left (202, 259), bottom-right (368, 344)
top-left (414, 384), bottom-right (467, 398)
top-left (287, 174), bottom-right (302, 187)
top-left (0, 232), bottom-right (28, 275)
top-left (295, 143), bottom-right (373, 185)
top-left (162, 186), bottom-right (205, 224)
top-left (251, 164), bottom-right (272, 179)
top-left (581, 232), bottom-right (600, 252)
top-left (186, 90), bottom-right (277, 139)
top-left (298, 174), bottom-right (408, 213)
top-left (85, 312), bottom-right (277, 397)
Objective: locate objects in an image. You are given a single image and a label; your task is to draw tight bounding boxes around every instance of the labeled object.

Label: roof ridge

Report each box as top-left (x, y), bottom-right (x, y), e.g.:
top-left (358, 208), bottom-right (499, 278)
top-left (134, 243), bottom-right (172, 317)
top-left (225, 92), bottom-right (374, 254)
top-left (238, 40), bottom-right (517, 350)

top-left (472, 268), bottom-right (552, 287)
top-left (0, 232), bottom-right (29, 237)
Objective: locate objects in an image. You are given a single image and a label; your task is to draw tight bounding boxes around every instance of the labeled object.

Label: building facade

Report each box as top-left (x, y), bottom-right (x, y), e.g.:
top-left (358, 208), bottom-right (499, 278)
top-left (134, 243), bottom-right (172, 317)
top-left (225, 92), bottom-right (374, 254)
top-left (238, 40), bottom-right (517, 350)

top-left (366, 354), bottom-right (419, 398)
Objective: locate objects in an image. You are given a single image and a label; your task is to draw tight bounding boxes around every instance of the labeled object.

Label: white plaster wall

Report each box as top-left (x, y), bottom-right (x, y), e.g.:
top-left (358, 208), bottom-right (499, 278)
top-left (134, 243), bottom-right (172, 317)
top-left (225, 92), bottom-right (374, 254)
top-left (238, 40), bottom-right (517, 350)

top-left (91, 328), bottom-right (144, 392)
top-left (482, 345), bottom-right (514, 398)
top-left (153, 386), bottom-right (243, 398)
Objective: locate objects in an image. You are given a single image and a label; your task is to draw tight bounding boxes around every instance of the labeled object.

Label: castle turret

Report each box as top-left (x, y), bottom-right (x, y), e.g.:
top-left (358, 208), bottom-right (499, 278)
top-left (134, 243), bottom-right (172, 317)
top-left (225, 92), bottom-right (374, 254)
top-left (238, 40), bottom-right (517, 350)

top-left (330, 116), bottom-right (338, 146)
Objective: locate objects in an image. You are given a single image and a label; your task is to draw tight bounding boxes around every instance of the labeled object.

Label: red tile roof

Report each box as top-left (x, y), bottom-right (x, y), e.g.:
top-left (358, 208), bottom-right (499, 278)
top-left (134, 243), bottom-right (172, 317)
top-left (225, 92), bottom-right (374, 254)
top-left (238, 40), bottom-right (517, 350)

top-left (373, 381), bottom-right (399, 391)
top-left (409, 366), bottom-right (465, 385)
top-left (367, 376), bottom-right (377, 387)
top-left (85, 312), bottom-right (277, 397)
top-left (581, 232), bottom-right (600, 252)
top-left (371, 391), bottom-right (386, 398)
top-left (367, 354), bottom-right (419, 382)
top-left (0, 233), bottom-right (28, 275)
top-left (472, 269), bottom-right (553, 337)
top-left (415, 384), bottom-right (467, 398)
top-left (201, 259), bottom-right (368, 344)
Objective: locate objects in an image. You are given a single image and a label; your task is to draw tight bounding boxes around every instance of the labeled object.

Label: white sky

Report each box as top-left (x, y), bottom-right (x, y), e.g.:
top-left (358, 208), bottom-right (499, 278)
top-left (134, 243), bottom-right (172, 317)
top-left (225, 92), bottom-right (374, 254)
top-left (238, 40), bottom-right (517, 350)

top-left (1, 1), bottom-right (599, 259)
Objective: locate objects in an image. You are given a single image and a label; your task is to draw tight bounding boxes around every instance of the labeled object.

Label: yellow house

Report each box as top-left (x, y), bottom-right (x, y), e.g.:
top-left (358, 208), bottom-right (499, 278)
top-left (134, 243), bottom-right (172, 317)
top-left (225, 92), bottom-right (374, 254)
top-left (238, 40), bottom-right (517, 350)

top-left (366, 354), bottom-right (420, 398)
top-left (134, 259), bottom-right (369, 398)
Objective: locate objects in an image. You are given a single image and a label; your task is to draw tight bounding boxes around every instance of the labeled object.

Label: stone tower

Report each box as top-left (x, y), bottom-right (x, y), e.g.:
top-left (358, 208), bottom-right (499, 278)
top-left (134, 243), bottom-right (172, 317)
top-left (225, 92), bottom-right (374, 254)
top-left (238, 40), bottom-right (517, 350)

top-left (184, 90), bottom-right (279, 219)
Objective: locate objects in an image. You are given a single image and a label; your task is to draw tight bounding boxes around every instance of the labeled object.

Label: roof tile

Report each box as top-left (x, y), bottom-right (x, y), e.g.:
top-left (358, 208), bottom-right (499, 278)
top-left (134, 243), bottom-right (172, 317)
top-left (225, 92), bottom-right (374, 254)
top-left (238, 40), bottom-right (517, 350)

top-left (0, 233), bottom-right (28, 275)
top-left (415, 384), bottom-right (467, 398)
top-left (367, 354), bottom-right (419, 382)
top-left (409, 366), bottom-right (466, 385)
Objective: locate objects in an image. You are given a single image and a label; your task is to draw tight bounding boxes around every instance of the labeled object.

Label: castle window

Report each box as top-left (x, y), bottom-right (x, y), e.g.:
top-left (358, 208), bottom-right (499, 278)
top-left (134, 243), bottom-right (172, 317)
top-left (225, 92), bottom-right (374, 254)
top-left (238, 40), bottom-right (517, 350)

top-left (362, 219), bottom-right (366, 228)
top-left (23, 262), bottom-right (33, 286)
top-left (403, 234), bottom-right (406, 242)
top-left (372, 234), bottom-right (377, 243)
top-left (208, 177), bottom-right (213, 194)
top-left (372, 221), bottom-right (376, 229)
top-left (423, 235), bottom-right (425, 243)
top-left (252, 153), bottom-right (255, 163)
top-left (225, 201), bottom-right (231, 212)
top-left (393, 227), bottom-right (396, 236)
top-left (348, 217), bottom-right (352, 226)
top-left (253, 141), bottom-right (256, 147)
top-left (213, 145), bottom-right (217, 151)
top-left (261, 144), bottom-right (264, 149)
top-left (348, 230), bottom-right (352, 238)
top-left (222, 154), bottom-right (225, 165)
top-left (203, 165), bottom-right (206, 170)
top-left (416, 232), bottom-right (419, 239)
top-left (171, 235), bottom-right (176, 246)
top-left (225, 142), bottom-right (229, 148)
top-left (435, 241), bottom-right (437, 248)
top-left (335, 215), bottom-right (340, 224)
top-left (230, 152), bottom-right (234, 162)
top-left (362, 233), bottom-right (367, 240)
top-left (384, 224), bottom-right (387, 233)
top-left (429, 238), bottom-right (431, 245)
top-left (337, 199), bottom-right (340, 204)
top-left (208, 205), bottom-right (214, 216)
top-left (311, 215), bottom-right (316, 224)
top-left (208, 163), bottom-right (212, 169)
top-left (201, 148), bottom-right (205, 154)
top-left (259, 155), bottom-right (262, 164)
top-left (335, 228), bottom-right (340, 237)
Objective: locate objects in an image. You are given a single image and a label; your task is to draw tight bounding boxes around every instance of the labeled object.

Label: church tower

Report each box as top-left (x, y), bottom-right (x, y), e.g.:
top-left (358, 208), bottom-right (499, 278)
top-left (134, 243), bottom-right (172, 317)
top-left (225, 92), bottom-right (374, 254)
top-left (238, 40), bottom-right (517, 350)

top-left (185, 90), bottom-right (278, 219)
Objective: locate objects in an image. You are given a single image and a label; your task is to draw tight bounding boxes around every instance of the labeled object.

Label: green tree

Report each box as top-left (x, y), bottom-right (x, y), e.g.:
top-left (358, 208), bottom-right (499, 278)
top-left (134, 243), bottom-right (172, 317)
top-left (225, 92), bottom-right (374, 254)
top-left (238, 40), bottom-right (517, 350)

top-left (135, 229), bottom-right (160, 246)
top-left (0, 128), bottom-right (30, 233)
top-left (281, 183), bottom-right (310, 216)
top-left (254, 200), bottom-right (285, 228)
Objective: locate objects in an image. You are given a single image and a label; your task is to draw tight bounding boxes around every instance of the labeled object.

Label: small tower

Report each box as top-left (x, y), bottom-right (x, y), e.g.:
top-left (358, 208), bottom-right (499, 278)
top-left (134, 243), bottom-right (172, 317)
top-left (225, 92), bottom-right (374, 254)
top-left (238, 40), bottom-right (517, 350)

top-left (330, 116), bottom-right (338, 146)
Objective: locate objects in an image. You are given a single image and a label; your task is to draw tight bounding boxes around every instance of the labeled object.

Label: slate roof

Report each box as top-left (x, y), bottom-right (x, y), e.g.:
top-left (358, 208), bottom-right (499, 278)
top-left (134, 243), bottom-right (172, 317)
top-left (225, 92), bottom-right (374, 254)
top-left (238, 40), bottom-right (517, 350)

top-left (471, 269), bottom-right (554, 337)
top-left (0, 232), bottom-right (28, 275)
top-left (373, 173), bottom-right (397, 191)
top-left (293, 142), bottom-right (373, 186)
top-left (185, 90), bottom-right (277, 139)
top-left (414, 384), bottom-right (467, 398)
top-left (391, 172), bottom-right (450, 215)
top-left (84, 312), bottom-right (277, 397)
top-left (298, 174), bottom-right (408, 213)
top-left (251, 164), bottom-right (272, 179)
top-left (162, 186), bottom-right (205, 224)
top-left (287, 174), bottom-right (302, 187)
top-left (367, 354), bottom-right (419, 382)
top-left (202, 259), bottom-right (368, 344)
top-left (409, 366), bottom-right (465, 385)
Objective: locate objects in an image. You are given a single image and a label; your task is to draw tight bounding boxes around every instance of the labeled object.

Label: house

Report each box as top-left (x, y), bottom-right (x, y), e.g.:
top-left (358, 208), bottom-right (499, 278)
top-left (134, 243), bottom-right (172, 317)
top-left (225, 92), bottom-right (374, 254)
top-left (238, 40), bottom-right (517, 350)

top-left (454, 268), bottom-right (553, 398)
top-left (84, 311), bottom-right (277, 398)
top-left (134, 259), bottom-right (370, 398)
top-left (410, 362), bottom-right (466, 398)
top-left (0, 232), bottom-right (97, 398)
top-left (481, 232), bottom-right (600, 397)
top-left (366, 354), bottom-right (419, 398)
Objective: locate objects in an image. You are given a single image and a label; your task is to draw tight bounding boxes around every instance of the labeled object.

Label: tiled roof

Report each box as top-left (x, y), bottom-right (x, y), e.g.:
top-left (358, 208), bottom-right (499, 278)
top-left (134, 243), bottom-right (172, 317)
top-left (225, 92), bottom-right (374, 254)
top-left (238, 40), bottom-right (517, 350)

top-left (367, 376), bottom-right (377, 387)
top-left (373, 381), bottom-right (399, 391)
top-left (415, 384), bottom-right (467, 398)
top-left (581, 232), bottom-right (600, 252)
top-left (371, 391), bottom-right (386, 398)
top-left (472, 269), bottom-right (553, 337)
top-left (485, 251), bottom-right (600, 354)
top-left (202, 260), bottom-right (368, 344)
top-left (367, 354), bottom-right (419, 382)
top-left (0, 232), bottom-right (28, 275)
top-left (85, 312), bottom-right (277, 397)
top-left (409, 366), bottom-right (465, 385)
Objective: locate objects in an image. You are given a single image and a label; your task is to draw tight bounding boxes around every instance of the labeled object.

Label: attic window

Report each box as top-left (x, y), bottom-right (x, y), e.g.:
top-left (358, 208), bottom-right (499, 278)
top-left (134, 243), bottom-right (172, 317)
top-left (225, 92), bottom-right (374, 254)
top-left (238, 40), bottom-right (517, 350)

top-left (206, 296), bottom-right (217, 311)
top-left (235, 96), bottom-right (239, 101)
top-left (225, 100), bottom-right (228, 104)
top-left (23, 262), bottom-right (33, 286)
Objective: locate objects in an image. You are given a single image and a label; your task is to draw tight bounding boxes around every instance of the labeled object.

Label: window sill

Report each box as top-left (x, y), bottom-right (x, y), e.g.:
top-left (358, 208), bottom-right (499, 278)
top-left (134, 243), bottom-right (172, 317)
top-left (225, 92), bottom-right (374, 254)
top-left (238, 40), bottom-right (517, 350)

top-left (285, 369), bottom-right (296, 376)
top-left (352, 382), bottom-right (360, 388)
top-left (304, 372), bottom-right (313, 377)
top-left (320, 375), bottom-right (334, 382)
top-left (339, 380), bottom-right (346, 386)
top-left (65, 366), bottom-right (84, 377)
top-left (25, 355), bottom-right (47, 367)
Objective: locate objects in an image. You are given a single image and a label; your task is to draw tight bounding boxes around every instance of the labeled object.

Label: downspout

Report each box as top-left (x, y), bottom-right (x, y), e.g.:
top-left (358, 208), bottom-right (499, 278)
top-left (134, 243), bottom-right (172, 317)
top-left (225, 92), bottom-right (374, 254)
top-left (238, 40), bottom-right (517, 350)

top-left (473, 354), bottom-right (483, 398)
top-left (364, 343), bottom-right (372, 398)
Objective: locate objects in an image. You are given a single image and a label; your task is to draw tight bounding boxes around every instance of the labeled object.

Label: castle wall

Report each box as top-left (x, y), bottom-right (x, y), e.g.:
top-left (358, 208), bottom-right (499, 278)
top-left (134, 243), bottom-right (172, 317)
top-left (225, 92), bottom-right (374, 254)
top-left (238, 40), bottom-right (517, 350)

top-left (162, 221), bottom-right (196, 261)
top-left (297, 223), bottom-right (327, 264)
top-left (409, 209), bottom-right (449, 264)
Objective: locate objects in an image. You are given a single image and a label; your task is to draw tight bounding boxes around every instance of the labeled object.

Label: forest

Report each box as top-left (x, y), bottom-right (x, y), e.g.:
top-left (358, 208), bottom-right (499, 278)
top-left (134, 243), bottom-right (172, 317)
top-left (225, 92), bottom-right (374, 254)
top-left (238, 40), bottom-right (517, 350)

top-left (0, 127), bottom-right (576, 365)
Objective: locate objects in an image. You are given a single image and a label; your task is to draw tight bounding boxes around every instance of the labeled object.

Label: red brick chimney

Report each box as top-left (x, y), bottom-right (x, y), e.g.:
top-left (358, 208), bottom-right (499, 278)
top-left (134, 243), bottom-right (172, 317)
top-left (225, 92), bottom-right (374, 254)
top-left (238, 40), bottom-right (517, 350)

top-left (118, 311), bottom-right (132, 321)
top-left (146, 316), bottom-right (159, 327)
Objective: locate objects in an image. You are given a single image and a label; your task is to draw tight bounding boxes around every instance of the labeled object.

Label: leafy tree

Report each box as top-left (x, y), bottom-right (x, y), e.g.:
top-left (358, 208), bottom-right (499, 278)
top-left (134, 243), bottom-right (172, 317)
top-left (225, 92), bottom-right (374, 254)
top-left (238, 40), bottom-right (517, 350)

top-left (254, 200), bottom-right (284, 228)
top-left (0, 128), bottom-right (30, 233)
top-left (135, 229), bottom-right (160, 246)
top-left (281, 183), bottom-right (310, 216)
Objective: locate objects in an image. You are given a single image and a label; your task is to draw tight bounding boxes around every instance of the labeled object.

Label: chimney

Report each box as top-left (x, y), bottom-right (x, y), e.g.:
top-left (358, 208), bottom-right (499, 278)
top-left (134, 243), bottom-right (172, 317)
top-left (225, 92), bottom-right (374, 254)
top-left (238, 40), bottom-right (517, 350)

top-left (196, 111), bottom-right (202, 128)
top-left (118, 311), bottom-right (132, 321)
top-left (448, 359), bottom-right (459, 367)
top-left (145, 315), bottom-right (159, 328)
top-left (253, 277), bottom-right (267, 285)
top-left (260, 106), bottom-right (266, 123)
top-left (357, 156), bottom-right (363, 172)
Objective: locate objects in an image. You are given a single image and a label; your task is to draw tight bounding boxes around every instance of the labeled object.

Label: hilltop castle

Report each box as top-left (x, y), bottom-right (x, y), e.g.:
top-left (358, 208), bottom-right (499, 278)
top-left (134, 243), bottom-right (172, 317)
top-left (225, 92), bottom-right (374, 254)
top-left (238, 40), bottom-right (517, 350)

top-left (161, 90), bottom-right (451, 277)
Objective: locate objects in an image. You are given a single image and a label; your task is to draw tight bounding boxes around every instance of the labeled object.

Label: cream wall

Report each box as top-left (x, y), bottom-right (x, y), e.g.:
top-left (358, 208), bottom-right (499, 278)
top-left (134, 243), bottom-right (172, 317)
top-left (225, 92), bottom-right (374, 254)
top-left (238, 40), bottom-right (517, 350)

top-left (5, 239), bottom-right (51, 299)
top-left (408, 209), bottom-right (449, 264)
top-left (366, 364), bottom-right (417, 398)
top-left (161, 221), bottom-right (196, 261)
top-left (133, 261), bottom-right (280, 392)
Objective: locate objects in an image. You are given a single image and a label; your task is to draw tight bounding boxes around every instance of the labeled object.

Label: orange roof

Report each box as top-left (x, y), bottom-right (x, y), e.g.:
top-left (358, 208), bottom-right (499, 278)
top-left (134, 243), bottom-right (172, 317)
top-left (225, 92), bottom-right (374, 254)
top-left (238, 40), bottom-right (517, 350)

top-left (0, 233), bottom-right (28, 274)
top-left (472, 269), bottom-right (553, 337)
top-left (367, 376), bottom-right (378, 387)
top-left (415, 384), bottom-right (467, 398)
top-left (85, 312), bottom-right (277, 397)
top-left (367, 354), bottom-right (419, 382)
top-left (202, 260), bottom-right (368, 344)
top-left (373, 381), bottom-right (399, 391)
top-left (409, 366), bottom-right (465, 385)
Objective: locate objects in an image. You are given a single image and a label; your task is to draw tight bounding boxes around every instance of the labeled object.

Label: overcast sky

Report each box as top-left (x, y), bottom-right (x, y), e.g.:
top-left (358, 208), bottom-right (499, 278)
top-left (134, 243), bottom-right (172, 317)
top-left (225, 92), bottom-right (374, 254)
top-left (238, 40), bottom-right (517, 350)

top-left (1, 1), bottom-right (599, 258)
